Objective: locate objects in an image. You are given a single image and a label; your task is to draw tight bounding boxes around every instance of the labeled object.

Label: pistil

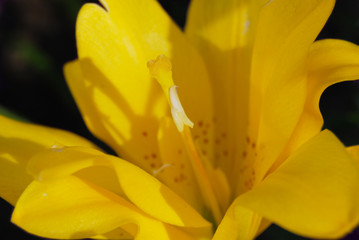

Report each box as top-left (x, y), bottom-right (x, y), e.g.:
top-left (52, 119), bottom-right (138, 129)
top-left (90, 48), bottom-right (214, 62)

top-left (147, 55), bottom-right (222, 224)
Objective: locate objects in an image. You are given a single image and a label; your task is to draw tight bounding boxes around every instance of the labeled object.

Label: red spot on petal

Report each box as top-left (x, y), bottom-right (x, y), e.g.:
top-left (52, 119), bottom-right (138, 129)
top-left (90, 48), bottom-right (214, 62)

top-left (144, 155), bottom-right (149, 160)
top-left (202, 130), bottom-right (208, 135)
top-left (198, 121), bottom-right (204, 127)
top-left (203, 138), bottom-right (209, 144)
top-left (222, 132), bottom-right (227, 138)
top-left (142, 131), bottom-right (148, 137)
top-left (223, 150), bottom-right (228, 156)
top-left (178, 149), bottom-right (182, 155)
top-left (150, 163), bottom-right (156, 168)
top-left (151, 153), bottom-right (157, 158)
top-left (242, 151), bottom-right (247, 158)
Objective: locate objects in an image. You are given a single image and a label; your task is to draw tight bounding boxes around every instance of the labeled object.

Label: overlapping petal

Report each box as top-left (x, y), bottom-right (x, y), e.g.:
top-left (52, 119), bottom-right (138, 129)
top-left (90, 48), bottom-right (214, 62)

top-left (0, 115), bottom-right (96, 205)
top-left (213, 201), bottom-right (262, 240)
top-left (246, 0), bottom-right (336, 191)
top-left (275, 40), bottom-right (359, 169)
top-left (26, 146), bottom-right (211, 230)
top-left (12, 175), bottom-right (196, 240)
top-left (186, 0), bottom-right (338, 196)
top-left (233, 130), bottom-right (359, 239)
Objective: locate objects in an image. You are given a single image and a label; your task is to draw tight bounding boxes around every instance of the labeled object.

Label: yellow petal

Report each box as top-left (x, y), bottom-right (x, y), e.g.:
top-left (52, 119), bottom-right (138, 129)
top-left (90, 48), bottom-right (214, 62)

top-left (98, 0), bottom-right (213, 145)
top-left (67, 1), bottom-right (214, 174)
top-left (213, 199), bottom-right (262, 240)
top-left (66, 21), bottom-right (167, 175)
top-left (91, 226), bottom-right (134, 240)
top-left (280, 40), bottom-right (359, 163)
top-left (0, 115), bottom-right (95, 205)
top-left (237, 0), bottom-right (335, 194)
top-left (347, 145), bottom-right (359, 166)
top-left (156, 117), bottom-right (203, 212)
top-left (255, 218), bottom-right (272, 237)
top-left (186, 0), bottom-right (267, 177)
top-left (206, 166), bottom-right (231, 214)
top-left (27, 146), bottom-right (211, 229)
top-left (237, 130), bottom-right (359, 239)
top-left (12, 175), bottom-right (196, 240)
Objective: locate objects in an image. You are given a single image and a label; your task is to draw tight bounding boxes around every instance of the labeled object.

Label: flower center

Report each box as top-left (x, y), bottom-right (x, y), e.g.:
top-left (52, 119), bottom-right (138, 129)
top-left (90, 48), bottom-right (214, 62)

top-left (147, 55), bottom-right (222, 225)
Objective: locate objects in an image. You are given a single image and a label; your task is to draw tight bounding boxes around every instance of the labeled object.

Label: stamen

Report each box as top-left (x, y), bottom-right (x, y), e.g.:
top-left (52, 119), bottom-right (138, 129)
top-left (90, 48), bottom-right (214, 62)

top-left (182, 127), bottom-right (222, 224)
top-left (147, 55), bottom-right (193, 132)
top-left (170, 86), bottom-right (194, 132)
top-left (147, 55), bottom-right (222, 225)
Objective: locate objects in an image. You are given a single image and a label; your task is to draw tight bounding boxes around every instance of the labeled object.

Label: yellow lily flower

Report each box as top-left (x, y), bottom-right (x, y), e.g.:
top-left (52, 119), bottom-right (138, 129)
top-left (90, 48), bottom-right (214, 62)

top-left (2, 0), bottom-right (359, 239)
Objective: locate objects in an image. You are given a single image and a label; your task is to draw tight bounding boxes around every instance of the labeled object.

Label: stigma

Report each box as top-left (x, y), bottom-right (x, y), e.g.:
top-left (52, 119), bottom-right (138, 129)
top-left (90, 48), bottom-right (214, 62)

top-left (147, 55), bottom-right (193, 132)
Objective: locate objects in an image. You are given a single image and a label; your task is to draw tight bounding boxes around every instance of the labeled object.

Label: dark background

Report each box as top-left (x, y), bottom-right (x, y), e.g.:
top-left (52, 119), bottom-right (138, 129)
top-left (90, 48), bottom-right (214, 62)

top-left (0, 0), bottom-right (359, 239)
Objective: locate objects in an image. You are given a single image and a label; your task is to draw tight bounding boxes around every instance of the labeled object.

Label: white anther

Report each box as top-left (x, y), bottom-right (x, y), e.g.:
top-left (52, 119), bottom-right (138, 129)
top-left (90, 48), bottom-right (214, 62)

top-left (169, 86), bottom-right (194, 132)
top-left (153, 163), bottom-right (173, 176)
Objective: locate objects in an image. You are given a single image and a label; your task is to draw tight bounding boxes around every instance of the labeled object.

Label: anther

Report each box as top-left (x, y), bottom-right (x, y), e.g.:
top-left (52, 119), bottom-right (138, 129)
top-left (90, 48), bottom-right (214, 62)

top-left (169, 86), bottom-right (193, 131)
top-left (153, 163), bottom-right (173, 176)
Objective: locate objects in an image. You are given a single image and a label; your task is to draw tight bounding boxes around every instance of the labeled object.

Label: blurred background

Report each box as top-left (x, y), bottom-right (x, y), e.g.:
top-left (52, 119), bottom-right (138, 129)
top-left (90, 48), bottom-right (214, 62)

top-left (1, 0), bottom-right (359, 239)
